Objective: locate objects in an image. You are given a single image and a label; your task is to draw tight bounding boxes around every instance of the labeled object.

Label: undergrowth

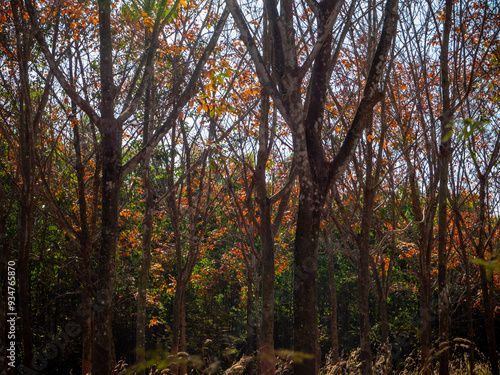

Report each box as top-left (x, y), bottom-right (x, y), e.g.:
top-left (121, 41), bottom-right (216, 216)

top-left (116, 341), bottom-right (495, 375)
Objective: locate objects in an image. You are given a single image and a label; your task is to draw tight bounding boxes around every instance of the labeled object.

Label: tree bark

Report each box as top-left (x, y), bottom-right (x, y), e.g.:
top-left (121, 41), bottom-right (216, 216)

top-left (136, 73), bottom-right (154, 375)
top-left (323, 229), bottom-right (339, 367)
top-left (293, 181), bottom-right (326, 375)
top-left (92, 124), bottom-right (121, 375)
top-left (74, 119), bottom-right (95, 375)
top-left (414, 183), bottom-right (435, 375)
top-left (357, 184), bottom-right (375, 375)
top-left (180, 297), bottom-right (187, 375)
top-left (406, 152), bottom-right (436, 375)
top-left (452, 204), bottom-right (475, 375)
top-left (92, 2), bottom-right (120, 373)
top-left (437, 1), bottom-right (453, 373)
top-left (12, 0), bottom-right (35, 365)
top-left (69, 48), bottom-right (96, 375)
top-left (258, 198), bottom-right (275, 375)
top-left (355, 113), bottom-right (387, 375)
top-left (171, 285), bottom-right (187, 374)
top-left (256, 20), bottom-right (277, 374)
top-left (246, 257), bottom-right (255, 356)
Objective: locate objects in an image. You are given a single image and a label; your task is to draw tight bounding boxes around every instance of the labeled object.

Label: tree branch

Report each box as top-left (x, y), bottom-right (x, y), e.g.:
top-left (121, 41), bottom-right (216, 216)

top-left (119, 8), bottom-right (229, 182)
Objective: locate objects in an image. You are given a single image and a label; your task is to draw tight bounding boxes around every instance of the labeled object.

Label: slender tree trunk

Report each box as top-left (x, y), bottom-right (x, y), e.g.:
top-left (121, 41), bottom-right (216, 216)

top-left (81, 125), bottom-right (101, 375)
top-left (167, 123), bottom-right (185, 375)
top-left (171, 284), bottom-right (187, 374)
top-left (452, 198), bottom-right (476, 375)
top-left (76, 214), bottom-right (94, 375)
top-left (437, 1), bottom-right (453, 372)
top-left (437, 143), bottom-right (451, 375)
top-left (410, 170), bottom-right (435, 375)
top-left (12, 0), bottom-right (35, 366)
top-left (80, 288), bottom-right (93, 375)
top-left (254, 261), bottom-right (261, 357)
top-left (135, 162), bottom-right (152, 372)
top-left (324, 229), bottom-right (339, 367)
top-left (180, 297), bottom-right (187, 375)
top-left (172, 277), bottom-right (190, 375)
top-left (18, 179), bottom-right (34, 371)
top-left (379, 290), bottom-right (389, 348)
top-left (246, 259), bottom-right (255, 356)
top-left (420, 245), bottom-right (433, 375)
top-left (358, 186), bottom-right (375, 375)
top-left (258, 198), bottom-right (275, 375)
top-left (479, 268), bottom-right (499, 375)
top-left (465, 257), bottom-right (475, 375)
top-left (171, 278), bottom-right (189, 375)
top-left (71, 54), bottom-right (95, 375)
top-left (169, 122), bottom-right (212, 375)
top-left (255, 82), bottom-right (276, 373)
top-left (136, 62), bottom-right (154, 375)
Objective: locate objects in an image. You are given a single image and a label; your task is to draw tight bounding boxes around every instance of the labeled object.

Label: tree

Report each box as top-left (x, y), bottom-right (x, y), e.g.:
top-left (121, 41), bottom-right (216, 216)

top-left (0, 0), bottom-right (57, 367)
top-left (225, 0), bottom-right (399, 372)
top-left (136, 18), bottom-right (155, 374)
top-left (24, 0), bottom-right (229, 372)
top-left (436, 1), bottom-right (454, 372)
top-left (450, 116), bottom-right (500, 375)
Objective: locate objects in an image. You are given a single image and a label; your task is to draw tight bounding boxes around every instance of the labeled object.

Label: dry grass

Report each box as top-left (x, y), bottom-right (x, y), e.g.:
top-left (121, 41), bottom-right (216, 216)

top-left (320, 344), bottom-right (494, 375)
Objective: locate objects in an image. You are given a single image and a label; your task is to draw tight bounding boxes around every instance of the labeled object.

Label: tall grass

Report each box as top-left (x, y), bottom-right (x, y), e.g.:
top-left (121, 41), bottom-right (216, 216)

top-left (320, 343), bottom-right (493, 375)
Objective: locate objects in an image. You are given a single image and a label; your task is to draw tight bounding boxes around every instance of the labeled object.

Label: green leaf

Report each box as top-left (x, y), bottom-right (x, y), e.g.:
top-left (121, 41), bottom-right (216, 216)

top-left (472, 258), bottom-right (500, 280)
top-left (442, 128), bottom-right (453, 143)
top-left (458, 117), bottom-right (486, 141)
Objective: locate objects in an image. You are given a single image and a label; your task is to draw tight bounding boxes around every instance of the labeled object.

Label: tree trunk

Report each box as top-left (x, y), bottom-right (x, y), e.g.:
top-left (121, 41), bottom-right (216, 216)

top-left (171, 283), bottom-right (187, 374)
top-left (293, 182), bottom-right (325, 375)
top-left (254, 261), bottom-right (261, 358)
top-left (324, 229), bottom-right (339, 366)
top-left (255, 83), bottom-right (276, 373)
top-left (136, 64), bottom-right (154, 375)
top-left (258, 197), bottom-right (275, 375)
top-left (404, 142), bottom-right (436, 375)
top-left (477, 178), bottom-right (499, 375)
top-left (92, 1), bottom-right (120, 372)
top-left (419, 239), bottom-right (433, 375)
top-left (18, 183), bottom-right (34, 371)
top-left (479, 268), bottom-right (499, 375)
top-left (180, 297), bottom-right (187, 375)
top-left (456, 221), bottom-right (475, 375)
top-left (246, 259), bottom-right (255, 356)
top-left (465, 257), bottom-right (475, 375)
top-left (12, 0), bottom-right (35, 365)
top-left (357, 186), bottom-right (375, 375)
top-left (71, 61), bottom-right (95, 375)
top-left (379, 290), bottom-right (389, 349)
top-left (92, 126), bottom-right (121, 375)
top-left (437, 0), bottom-right (453, 372)
top-left (437, 138), bottom-right (451, 375)
top-left (80, 290), bottom-right (93, 375)
top-left (135, 165), bottom-right (152, 373)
